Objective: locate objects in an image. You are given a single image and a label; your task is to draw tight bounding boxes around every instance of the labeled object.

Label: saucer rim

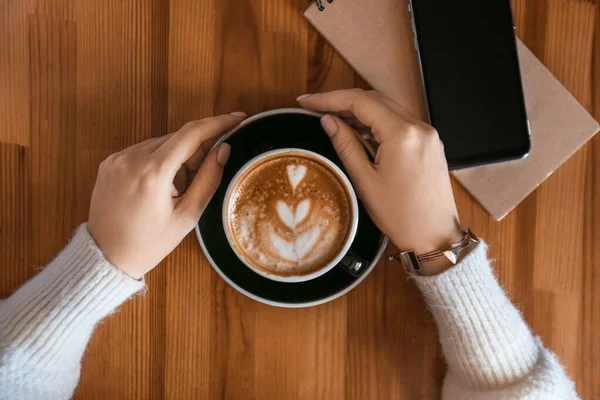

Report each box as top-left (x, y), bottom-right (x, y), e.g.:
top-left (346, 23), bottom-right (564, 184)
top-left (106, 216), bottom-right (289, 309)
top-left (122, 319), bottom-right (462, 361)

top-left (196, 108), bottom-right (389, 308)
top-left (195, 224), bottom-right (388, 308)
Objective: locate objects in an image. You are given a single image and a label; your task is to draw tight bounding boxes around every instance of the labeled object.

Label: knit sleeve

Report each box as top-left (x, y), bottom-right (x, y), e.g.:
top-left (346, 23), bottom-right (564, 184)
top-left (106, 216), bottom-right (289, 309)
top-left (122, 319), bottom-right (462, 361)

top-left (0, 224), bottom-right (145, 400)
top-left (413, 242), bottom-right (580, 400)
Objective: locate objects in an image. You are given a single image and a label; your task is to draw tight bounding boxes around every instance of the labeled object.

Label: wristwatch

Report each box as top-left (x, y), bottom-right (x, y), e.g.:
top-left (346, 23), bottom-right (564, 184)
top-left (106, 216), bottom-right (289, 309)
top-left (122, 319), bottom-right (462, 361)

top-left (388, 227), bottom-right (479, 274)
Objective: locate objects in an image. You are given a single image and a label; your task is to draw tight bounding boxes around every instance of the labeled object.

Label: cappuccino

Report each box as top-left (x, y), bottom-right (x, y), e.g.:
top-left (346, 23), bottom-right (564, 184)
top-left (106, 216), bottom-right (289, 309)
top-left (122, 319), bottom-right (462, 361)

top-left (225, 150), bottom-right (353, 278)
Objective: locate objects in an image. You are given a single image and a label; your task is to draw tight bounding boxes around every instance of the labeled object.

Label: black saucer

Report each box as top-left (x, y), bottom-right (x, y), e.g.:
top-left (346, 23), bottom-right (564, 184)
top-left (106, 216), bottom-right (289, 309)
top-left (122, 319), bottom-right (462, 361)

top-left (196, 109), bottom-right (387, 307)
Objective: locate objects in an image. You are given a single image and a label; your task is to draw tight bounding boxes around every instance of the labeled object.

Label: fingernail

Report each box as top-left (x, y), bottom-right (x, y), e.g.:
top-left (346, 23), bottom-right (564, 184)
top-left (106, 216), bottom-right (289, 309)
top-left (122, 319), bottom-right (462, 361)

top-left (230, 111), bottom-right (247, 118)
top-left (217, 143), bottom-right (231, 166)
top-left (296, 94), bottom-right (312, 101)
top-left (320, 114), bottom-right (338, 137)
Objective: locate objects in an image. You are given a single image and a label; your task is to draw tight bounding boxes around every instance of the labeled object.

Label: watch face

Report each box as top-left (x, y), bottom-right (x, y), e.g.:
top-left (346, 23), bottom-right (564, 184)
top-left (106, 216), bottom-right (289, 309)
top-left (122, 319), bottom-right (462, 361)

top-left (396, 251), bottom-right (421, 274)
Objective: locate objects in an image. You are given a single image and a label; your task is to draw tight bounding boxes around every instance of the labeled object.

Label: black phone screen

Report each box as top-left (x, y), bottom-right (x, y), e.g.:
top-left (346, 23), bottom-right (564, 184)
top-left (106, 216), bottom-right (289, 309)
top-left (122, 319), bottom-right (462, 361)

top-left (410, 0), bottom-right (530, 169)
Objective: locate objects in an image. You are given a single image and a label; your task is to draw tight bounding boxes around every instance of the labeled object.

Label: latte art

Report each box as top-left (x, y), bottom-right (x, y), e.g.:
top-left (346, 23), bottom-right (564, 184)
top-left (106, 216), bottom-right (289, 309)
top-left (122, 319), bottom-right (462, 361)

top-left (286, 164), bottom-right (307, 191)
top-left (226, 153), bottom-right (352, 277)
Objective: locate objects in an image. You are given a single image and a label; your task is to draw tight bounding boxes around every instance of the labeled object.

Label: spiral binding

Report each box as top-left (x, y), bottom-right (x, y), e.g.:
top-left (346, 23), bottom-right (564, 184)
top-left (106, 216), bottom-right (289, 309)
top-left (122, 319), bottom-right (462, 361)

top-left (314, 0), bottom-right (334, 12)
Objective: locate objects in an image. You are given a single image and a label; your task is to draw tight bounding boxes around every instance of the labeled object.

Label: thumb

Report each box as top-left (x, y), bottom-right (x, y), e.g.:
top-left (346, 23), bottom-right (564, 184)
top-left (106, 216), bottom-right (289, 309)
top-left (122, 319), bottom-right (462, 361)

top-left (320, 114), bottom-right (375, 189)
top-left (178, 143), bottom-right (231, 220)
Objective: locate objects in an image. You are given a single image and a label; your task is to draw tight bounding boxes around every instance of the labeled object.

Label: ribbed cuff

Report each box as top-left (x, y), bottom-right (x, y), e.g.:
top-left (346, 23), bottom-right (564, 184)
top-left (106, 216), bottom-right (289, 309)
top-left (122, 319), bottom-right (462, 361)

top-left (0, 224), bottom-right (145, 369)
top-left (413, 242), bottom-right (540, 390)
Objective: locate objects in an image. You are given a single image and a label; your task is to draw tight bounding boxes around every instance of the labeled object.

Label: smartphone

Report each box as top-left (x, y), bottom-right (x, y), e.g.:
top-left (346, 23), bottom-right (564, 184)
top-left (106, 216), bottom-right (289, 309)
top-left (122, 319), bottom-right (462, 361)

top-left (409, 0), bottom-right (531, 169)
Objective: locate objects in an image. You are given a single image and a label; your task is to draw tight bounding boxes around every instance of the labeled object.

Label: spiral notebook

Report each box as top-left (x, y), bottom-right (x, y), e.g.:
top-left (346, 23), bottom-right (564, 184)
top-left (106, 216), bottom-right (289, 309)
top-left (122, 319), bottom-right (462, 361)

top-left (304, 0), bottom-right (599, 220)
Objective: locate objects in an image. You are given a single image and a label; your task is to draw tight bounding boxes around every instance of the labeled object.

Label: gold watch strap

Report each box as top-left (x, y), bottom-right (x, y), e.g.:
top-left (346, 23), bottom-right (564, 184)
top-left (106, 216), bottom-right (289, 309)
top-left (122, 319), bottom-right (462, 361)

top-left (388, 227), bottom-right (479, 274)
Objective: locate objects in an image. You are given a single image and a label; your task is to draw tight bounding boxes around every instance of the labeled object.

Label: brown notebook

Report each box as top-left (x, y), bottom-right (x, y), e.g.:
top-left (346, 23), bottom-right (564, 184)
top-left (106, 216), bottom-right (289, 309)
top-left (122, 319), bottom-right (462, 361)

top-left (304, 0), bottom-right (599, 220)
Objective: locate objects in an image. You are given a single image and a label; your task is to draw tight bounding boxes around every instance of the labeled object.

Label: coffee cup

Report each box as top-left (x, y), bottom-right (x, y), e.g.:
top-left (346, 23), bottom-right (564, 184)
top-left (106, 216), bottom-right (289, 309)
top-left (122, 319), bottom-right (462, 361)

top-left (222, 148), bottom-right (359, 283)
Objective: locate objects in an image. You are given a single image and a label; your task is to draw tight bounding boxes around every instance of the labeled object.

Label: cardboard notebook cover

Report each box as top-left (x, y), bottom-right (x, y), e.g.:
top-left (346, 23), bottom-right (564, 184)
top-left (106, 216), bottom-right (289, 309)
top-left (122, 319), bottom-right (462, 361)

top-left (304, 0), bottom-right (599, 220)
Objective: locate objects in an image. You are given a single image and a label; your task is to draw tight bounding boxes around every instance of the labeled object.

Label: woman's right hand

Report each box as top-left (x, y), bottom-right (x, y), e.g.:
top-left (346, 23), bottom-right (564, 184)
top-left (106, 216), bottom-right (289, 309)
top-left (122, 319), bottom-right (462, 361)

top-left (298, 89), bottom-right (463, 261)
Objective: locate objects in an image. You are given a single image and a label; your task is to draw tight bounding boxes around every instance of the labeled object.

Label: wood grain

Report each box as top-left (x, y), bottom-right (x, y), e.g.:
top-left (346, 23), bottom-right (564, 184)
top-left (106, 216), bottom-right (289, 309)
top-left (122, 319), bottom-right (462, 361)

top-left (0, 0), bottom-right (598, 399)
top-left (0, 144), bottom-right (30, 295)
top-left (28, 14), bottom-right (77, 264)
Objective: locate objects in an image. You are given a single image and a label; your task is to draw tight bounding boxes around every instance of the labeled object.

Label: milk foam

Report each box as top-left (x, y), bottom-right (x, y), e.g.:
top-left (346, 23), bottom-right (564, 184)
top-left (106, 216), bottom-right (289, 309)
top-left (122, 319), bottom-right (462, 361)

top-left (227, 156), bottom-right (351, 276)
top-left (286, 164), bottom-right (307, 190)
top-left (276, 199), bottom-right (310, 229)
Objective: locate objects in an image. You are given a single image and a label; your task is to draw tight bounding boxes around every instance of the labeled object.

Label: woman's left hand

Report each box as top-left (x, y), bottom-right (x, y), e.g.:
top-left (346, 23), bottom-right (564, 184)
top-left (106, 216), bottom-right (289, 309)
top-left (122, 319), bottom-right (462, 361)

top-left (88, 113), bottom-right (246, 279)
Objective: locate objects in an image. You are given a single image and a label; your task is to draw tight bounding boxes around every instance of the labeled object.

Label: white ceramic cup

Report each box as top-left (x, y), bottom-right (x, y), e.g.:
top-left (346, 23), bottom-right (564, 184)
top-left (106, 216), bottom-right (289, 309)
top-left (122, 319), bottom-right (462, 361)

top-left (222, 148), bottom-right (360, 283)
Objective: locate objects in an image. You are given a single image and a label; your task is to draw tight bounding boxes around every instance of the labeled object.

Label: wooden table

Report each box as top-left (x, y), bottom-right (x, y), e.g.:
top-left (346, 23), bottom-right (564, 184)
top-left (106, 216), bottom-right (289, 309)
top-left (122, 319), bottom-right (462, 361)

top-left (1, 0), bottom-right (598, 398)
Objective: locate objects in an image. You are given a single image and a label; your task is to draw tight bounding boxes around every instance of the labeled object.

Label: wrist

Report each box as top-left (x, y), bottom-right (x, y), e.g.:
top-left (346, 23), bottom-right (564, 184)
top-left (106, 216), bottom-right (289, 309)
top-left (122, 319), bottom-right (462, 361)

top-left (87, 225), bottom-right (143, 280)
top-left (389, 220), bottom-right (464, 256)
top-left (417, 256), bottom-right (456, 276)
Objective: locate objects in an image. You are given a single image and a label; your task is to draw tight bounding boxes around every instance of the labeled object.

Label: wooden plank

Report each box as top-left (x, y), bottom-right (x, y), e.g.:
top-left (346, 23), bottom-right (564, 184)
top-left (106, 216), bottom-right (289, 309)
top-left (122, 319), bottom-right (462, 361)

top-left (208, 1), bottom-right (261, 398)
top-left (0, 1), bottom-right (31, 146)
top-left (70, 0), bottom-right (170, 397)
top-left (254, 302), bottom-right (347, 400)
top-left (260, 0), bottom-right (308, 34)
top-left (73, 148), bottom-right (156, 400)
top-left (541, 0), bottom-right (595, 106)
top-left (347, 262), bottom-right (444, 399)
top-left (0, 144), bottom-right (31, 295)
top-left (27, 14), bottom-right (78, 264)
top-left (258, 31), bottom-right (308, 110)
top-left (578, 2), bottom-right (600, 397)
top-left (513, 0), bottom-right (595, 388)
top-left (212, 0), bottom-right (264, 116)
top-left (146, 4), bottom-right (170, 399)
top-left (163, 235), bottom-right (212, 400)
top-left (167, 0), bottom-right (216, 123)
top-left (209, 276), bottom-right (257, 400)
top-left (74, 0), bottom-right (159, 150)
top-left (163, 1), bottom-right (216, 399)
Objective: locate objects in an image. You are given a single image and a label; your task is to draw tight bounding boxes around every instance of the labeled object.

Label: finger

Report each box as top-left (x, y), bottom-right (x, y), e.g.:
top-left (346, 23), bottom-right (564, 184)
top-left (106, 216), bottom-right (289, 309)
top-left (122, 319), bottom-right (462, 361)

top-left (172, 135), bottom-right (222, 197)
top-left (321, 92), bottom-right (424, 138)
top-left (137, 120), bottom-right (233, 163)
top-left (171, 135), bottom-right (219, 197)
top-left (154, 113), bottom-right (244, 173)
top-left (145, 133), bottom-right (219, 169)
top-left (177, 143), bottom-right (231, 219)
top-left (320, 114), bottom-right (376, 189)
top-left (330, 92), bottom-right (416, 124)
top-left (298, 89), bottom-right (409, 142)
top-left (184, 135), bottom-right (221, 171)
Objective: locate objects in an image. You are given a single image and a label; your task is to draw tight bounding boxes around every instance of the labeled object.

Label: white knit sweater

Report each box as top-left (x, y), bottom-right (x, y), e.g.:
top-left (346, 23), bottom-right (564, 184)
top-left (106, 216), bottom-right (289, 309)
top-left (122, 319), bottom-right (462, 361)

top-left (0, 225), bottom-right (579, 399)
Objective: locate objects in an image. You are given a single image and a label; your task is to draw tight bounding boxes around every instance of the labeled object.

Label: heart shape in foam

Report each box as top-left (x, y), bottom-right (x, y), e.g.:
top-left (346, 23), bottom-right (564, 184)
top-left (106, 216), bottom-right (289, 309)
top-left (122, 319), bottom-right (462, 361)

top-left (273, 199), bottom-right (322, 262)
top-left (268, 165), bottom-right (322, 262)
top-left (287, 164), bottom-right (307, 191)
top-left (276, 199), bottom-right (310, 229)
top-left (269, 226), bottom-right (321, 261)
